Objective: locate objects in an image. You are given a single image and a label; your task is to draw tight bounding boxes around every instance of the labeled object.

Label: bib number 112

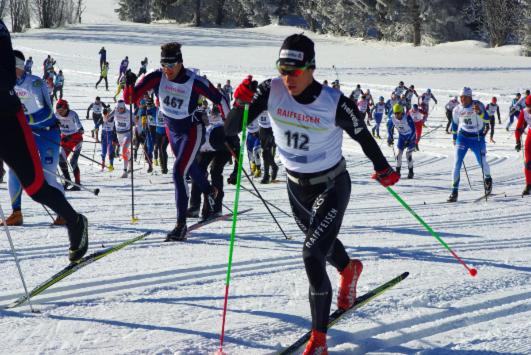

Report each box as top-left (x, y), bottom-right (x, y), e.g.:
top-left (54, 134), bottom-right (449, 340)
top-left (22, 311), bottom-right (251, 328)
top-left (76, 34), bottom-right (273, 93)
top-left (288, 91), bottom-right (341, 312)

top-left (285, 130), bottom-right (309, 151)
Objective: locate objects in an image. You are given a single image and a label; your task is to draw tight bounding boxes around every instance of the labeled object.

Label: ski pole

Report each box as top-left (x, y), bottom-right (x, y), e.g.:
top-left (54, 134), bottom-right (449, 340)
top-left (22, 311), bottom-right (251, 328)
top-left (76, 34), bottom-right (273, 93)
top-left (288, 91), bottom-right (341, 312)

top-left (217, 104), bottom-right (249, 355)
top-left (43, 168), bottom-right (100, 196)
top-left (129, 100), bottom-right (138, 223)
top-left (0, 201), bottom-right (38, 313)
top-left (225, 143), bottom-right (291, 240)
top-left (385, 186), bottom-right (477, 277)
top-left (239, 184), bottom-right (292, 218)
top-left (462, 161), bottom-right (473, 190)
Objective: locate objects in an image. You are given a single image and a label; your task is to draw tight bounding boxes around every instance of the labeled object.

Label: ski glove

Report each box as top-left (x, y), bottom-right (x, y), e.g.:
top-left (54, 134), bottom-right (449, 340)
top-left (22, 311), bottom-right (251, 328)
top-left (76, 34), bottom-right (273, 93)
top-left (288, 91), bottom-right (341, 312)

top-left (372, 167), bottom-right (400, 187)
top-left (515, 140), bottom-right (522, 152)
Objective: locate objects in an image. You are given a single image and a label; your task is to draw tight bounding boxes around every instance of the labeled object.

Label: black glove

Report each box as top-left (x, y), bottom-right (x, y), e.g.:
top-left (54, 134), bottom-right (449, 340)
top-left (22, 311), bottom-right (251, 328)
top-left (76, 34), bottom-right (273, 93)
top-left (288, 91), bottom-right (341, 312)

top-left (515, 140), bottom-right (522, 152)
top-left (125, 71), bottom-right (137, 86)
top-left (227, 171), bottom-right (237, 185)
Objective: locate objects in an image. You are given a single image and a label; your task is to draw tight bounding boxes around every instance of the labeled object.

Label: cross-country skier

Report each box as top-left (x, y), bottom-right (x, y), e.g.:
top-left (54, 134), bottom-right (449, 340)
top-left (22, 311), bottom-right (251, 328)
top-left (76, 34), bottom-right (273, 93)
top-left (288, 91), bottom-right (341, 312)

top-left (392, 104), bottom-right (416, 178)
top-left (100, 106), bottom-right (115, 171)
top-left (86, 96), bottom-right (109, 143)
top-left (113, 70), bottom-right (126, 102)
top-left (108, 100), bottom-right (132, 178)
top-left (371, 96), bottom-right (386, 138)
top-left (24, 56), bottom-right (33, 74)
top-left (225, 34), bottom-right (399, 355)
top-left (484, 97), bottom-right (500, 143)
top-left (404, 84), bottom-right (419, 111)
top-left (95, 61), bottom-right (109, 91)
top-left (53, 69), bottom-right (64, 100)
top-left (419, 88), bottom-right (437, 121)
top-left (188, 106), bottom-right (230, 219)
top-left (138, 57), bottom-right (148, 77)
top-left (98, 47), bottom-right (106, 69)
top-left (123, 42), bottom-right (230, 241)
top-left (246, 119), bottom-right (262, 177)
top-left (357, 94), bottom-right (370, 125)
top-left (117, 56), bottom-right (129, 84)
top-left (448, 87), bottom-right (492, 202)
top-left (445, 96), bottom-right (459, 133)
top-left (386, 93), bottom-right (400, 146)
top-left (507, 93), bottom-right (523, 131)
top-left (258, 110), bottom-right (279, 184)
top-left (56, 99), bottom-right (84, 194)
top-left (393, 81), bottom-right (407, 97)
top-left (0, 25), bottom-right (87, 261)
top-left (409, 103), bottom-right (426, 151)
top-left (223, 79), bottom-right (233, 101)
top-left (349, 84), bottom-right (363, 101)
top-left (515, 95), bottom-right (531, 195)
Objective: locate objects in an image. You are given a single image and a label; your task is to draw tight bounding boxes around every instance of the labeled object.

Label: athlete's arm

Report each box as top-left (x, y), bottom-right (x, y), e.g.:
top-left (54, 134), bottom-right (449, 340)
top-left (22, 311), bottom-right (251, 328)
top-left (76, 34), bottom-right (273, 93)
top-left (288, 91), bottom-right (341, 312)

top-left (335, 95), bottom-right (390, 171)
top-left (123, 70), bottom-right (162, 105)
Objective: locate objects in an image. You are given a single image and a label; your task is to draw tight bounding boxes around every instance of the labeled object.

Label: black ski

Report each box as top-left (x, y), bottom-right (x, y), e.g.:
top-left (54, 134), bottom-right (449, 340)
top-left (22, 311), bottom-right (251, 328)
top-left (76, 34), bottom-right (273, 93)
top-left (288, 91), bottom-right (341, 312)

top-left (278, 272), bottom-right (409, 355)
top-left (186, 208), bottom-right (253, 235)
top-left (3, 232), bottom-right (151, 309)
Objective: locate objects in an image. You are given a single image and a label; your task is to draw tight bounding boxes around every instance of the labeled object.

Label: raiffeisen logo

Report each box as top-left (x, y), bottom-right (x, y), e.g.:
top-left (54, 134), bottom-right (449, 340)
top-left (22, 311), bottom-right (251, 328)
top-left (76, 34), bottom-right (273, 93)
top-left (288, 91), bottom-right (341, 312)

top-left (276, 108), bottom-right (320, 124)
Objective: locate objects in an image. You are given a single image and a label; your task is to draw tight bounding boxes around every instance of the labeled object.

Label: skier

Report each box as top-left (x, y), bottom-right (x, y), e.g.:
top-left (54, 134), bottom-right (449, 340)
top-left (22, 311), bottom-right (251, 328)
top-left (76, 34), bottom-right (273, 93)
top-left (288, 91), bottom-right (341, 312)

top-left (0, 25), bottom-right (87, 261)
top-left (507, 93), bottom-right (523, 131)
top-left (409, 103), bottom-right (426, 150)
top-left (246, 119), bottom-right (262, 177)
top-left (365, 88), bottom-right (374, 122)
top-left (484, 97), bottom-right (500, 143)
top-left (108, 100), bottom-right (132, 178)
top-left (223, 79), bottom-right (233, 101)
top-left (53, 69), bottom-right (64, 100)
top-left (404, 84), bottom-right (419, 111)
top-left (371, 96), bottom-right (386, 138)
top-left (448, 87), bottom-right (492, 202)
top-left (419, 88), bottom-right (437, 121)
top-left (143, 97), bottom-right (158, 173)
top-left (515, 95), bottom-right (531, 195)
top-left (86, 96), bottom-right (109, 143)
top-left (357, 94), bottom-right (370, 125)
top-left (225, 34), bottom-right (399, 355)
top-left (100, 106), bottom-right (115, 171)
top-left (386, 93), bottom-right (400, 146)
top-left (98, 46), bottom-right (106, 69)
top-left (42, 55), bottom-right (56, 80)
top-left (393, 81), bottom-right (407, 97)
top-left (95, 61), bottom-right (109, 91)
top-left (188, 106), bottom-right (230, 219)
top-left (258, 110), bottom-right (279, 184)
top-left (56, 99), bottom-right (84, 194)
top-left (123, 42), bottom-right (230, 241)
top-left (117, 56), bottom-right (129, 84)
top-left (349, 84), bottom-right (363, 101)
top-left (138, 57), bottom-right (148, 77)
top-left (445, 96), bottom-right (459, 133)
top-left (113, 70), bottom-right (127, 102)
top-left (24, 56), bottom-right (33, 74)
top-left (392, 104), bottom-right (416, 178)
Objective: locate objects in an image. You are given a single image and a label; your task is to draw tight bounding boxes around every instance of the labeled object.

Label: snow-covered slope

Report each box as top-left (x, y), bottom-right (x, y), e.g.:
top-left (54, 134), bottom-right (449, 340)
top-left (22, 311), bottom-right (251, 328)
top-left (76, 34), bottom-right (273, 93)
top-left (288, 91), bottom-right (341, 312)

top-left (1, 15), bottom-right (530, 355)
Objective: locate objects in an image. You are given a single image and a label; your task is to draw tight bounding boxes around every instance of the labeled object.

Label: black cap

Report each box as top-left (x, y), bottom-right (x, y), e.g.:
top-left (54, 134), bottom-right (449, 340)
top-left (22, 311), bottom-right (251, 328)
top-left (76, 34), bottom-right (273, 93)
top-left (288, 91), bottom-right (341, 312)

top-left (278, 34), bottom-right (315, 68)
top-left (161, 42), bottom-right (183, 64)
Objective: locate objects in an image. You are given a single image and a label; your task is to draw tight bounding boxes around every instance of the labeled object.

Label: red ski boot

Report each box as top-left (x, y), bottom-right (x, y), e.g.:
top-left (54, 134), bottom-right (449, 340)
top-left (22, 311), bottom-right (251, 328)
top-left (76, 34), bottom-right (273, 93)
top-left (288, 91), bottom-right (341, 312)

top-left (303, 329), bottom-right (328, 355)
top-left (337, 259), bottom-right (363, 310)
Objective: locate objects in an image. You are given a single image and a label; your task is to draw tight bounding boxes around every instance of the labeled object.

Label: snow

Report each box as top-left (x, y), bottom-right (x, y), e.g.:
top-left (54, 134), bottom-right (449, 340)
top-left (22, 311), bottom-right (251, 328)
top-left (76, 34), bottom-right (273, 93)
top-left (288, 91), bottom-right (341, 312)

top-left (2, 11), bottom-right (531, 355)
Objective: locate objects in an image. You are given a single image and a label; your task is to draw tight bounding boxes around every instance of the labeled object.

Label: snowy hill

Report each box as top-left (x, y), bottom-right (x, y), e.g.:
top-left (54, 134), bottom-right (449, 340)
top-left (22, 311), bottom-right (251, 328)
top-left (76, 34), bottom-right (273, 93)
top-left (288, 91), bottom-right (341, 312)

top-left (1, 9), bottom-right (531, 355)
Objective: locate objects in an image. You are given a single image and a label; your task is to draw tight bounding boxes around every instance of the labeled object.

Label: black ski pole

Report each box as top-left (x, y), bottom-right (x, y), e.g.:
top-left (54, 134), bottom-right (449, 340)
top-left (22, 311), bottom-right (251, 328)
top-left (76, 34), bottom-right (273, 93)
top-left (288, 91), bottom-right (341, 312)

top-left (225, 142), bottom-right (291, 240)
top-left (462, 160), bottom-right (473, 190)
top-left (43, 168), bottom-right (100, 195)
top-left (129, 101), bottom-right (138, 223)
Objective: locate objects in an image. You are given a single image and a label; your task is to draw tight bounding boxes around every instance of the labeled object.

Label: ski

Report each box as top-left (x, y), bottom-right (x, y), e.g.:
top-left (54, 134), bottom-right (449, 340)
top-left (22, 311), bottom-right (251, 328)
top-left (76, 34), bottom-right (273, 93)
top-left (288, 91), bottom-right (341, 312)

top-left (3, 232), bottom-right (151, 309)
top-left (278, 271), bottom-right (409, 355)
top-left (186, 208), bottom-right (253, 235)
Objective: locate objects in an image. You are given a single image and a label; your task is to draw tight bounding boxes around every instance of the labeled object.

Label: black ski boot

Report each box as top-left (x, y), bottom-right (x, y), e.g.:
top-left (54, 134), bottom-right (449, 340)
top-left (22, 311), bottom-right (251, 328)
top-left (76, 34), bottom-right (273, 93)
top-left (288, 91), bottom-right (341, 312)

top-left (186, 206), bottom-right (200, 218)
top-left (522, 185), bottom-right (531, 196)
top-left (447, 190), bottom-right (458, 203)
top-left (415, 144), bottom-right (419, 151)
top-left (271, 165), bottom-right (279, 181)
top-left (68, 214), bottom-right (88, 262)
top-left (68, 185), bottom-right (81, 192)
top-left (165, 223), bottom-right (187, 242)
top-left (200, 187), bottom-right (219, 222)
top-left (261, 174), bottom-right (271, 184)
top-left (407, 168), bottom-right (414, 179)
top-left (396, 167), bottom-right (401, 177)
top-left (484, 176), bottom-right (493, 195)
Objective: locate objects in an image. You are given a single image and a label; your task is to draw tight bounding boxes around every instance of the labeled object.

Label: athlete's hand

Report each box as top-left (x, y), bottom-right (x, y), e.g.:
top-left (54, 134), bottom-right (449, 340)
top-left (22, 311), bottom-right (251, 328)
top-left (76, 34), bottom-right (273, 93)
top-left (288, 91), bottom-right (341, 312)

top-left (515, 140), bottom-right (522, 152)
top-left (372, 167), bottom-right (400, 187)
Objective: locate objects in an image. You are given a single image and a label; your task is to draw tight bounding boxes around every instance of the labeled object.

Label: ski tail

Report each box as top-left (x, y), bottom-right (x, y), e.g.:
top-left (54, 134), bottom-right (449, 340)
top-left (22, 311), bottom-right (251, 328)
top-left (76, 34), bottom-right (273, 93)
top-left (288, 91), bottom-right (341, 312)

top-left (4, 232), bottom-right (150, 309)
top-left (278, 272), bottom-right (409, 355)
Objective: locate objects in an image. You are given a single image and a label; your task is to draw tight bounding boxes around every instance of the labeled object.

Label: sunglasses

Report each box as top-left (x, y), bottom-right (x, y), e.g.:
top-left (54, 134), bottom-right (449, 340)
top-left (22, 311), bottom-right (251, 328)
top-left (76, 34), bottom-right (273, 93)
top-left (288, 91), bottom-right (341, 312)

top-left (161, 62), bottom-right (178, 69)
top-left (276, 60), bottom-right (311, 77)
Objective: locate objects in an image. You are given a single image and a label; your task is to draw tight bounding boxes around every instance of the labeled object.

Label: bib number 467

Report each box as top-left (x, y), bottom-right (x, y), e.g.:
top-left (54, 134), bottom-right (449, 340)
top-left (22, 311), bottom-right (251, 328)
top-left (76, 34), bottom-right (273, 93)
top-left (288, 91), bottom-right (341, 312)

top-left (163, 96), bottom-right (184, 109)
top-left (285, 130), bottom-right (309, 151)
